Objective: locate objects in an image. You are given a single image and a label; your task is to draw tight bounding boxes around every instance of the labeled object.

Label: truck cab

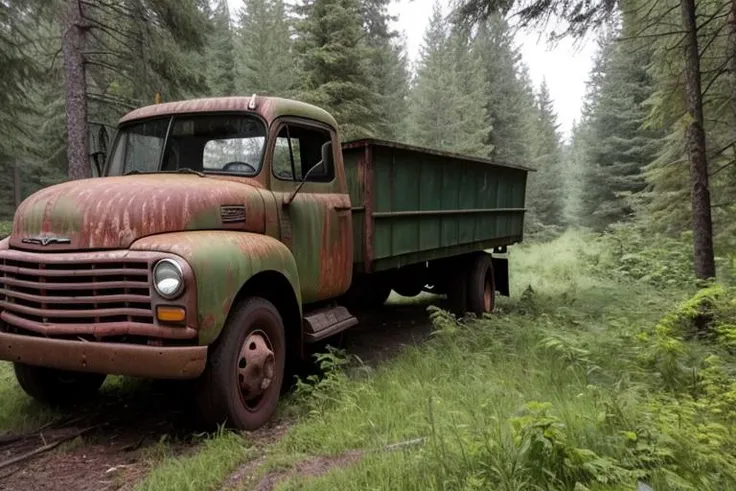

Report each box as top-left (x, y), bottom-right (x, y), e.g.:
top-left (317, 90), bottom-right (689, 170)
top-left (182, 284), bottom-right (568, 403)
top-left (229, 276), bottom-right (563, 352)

top-left (0, 96), bottom-right (356, 430)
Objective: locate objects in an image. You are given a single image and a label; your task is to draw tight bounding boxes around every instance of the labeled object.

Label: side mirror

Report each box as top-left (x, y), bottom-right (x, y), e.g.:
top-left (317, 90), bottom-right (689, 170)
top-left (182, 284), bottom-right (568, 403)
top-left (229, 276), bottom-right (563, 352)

top-left (320, 141), bottom-right (333, 175)
top-left (284, 141), bottom-right (334, 206)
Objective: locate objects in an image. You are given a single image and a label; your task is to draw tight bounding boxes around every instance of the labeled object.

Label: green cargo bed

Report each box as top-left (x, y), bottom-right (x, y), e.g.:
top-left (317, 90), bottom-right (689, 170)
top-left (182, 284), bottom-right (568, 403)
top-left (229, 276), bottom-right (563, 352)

top-left (342, 139), bottom-right (531, 273)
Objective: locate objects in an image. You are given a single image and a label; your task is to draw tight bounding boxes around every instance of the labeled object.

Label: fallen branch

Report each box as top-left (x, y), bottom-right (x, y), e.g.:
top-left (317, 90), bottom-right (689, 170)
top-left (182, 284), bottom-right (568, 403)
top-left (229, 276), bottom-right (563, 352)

top-left (0, 426), bottom-right (98, 471)
top-left (0, 414), bottom-right (91, 447)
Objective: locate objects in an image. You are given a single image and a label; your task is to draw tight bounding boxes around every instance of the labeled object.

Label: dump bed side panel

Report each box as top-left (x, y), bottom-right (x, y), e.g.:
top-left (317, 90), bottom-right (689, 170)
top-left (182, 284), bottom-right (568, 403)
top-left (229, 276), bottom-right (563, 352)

top-left (343, 140), bottom-right (528, 273)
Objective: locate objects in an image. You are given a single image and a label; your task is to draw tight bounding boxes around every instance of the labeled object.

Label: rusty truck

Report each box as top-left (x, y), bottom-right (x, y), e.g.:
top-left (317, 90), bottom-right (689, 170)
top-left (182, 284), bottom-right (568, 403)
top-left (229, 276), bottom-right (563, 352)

top-left (0, 96), bottom-right (530, 430)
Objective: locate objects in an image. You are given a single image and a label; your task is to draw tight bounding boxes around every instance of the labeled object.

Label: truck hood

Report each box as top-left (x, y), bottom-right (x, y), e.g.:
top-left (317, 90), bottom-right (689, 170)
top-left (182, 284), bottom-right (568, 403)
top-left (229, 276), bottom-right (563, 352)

top-left (10, 175), bottom-right (268, 251)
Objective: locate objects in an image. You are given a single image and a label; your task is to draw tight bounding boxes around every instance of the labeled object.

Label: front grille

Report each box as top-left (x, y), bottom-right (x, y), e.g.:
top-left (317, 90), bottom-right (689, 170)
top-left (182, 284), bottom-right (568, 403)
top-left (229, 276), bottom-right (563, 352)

top-left (0, 253), bottom-right (154, 335)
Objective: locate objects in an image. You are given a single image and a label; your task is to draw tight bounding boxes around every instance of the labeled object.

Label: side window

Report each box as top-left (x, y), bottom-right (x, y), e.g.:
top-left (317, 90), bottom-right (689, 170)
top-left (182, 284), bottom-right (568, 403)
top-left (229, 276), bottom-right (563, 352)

top-left (272, 124), bottom-right (334, 182)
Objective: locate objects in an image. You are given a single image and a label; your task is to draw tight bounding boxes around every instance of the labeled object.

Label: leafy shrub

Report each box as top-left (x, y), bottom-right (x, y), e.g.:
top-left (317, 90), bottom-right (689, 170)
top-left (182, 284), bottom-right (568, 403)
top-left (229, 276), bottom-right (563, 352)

top-left (589, 225), bottom-right (695, 289)
top-left (292, 346), bottom-right (352, 415)
top-left (0, 221), bottom-right (10, 239)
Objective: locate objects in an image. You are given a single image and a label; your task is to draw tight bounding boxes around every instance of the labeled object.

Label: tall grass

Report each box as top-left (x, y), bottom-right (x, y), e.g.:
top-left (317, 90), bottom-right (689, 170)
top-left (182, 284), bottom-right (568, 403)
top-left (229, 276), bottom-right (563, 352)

top-left (272, 230), bottom-right (736, 490)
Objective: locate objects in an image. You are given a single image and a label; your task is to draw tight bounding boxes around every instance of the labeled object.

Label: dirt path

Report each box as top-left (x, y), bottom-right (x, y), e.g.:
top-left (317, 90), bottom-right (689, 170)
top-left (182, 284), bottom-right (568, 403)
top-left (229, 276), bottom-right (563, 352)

top-left (0, 298), bottom-right (438, 491)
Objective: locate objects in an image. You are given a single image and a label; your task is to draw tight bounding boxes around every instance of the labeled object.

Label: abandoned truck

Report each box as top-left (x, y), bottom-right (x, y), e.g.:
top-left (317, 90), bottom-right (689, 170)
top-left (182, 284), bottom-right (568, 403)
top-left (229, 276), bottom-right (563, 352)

top-left (0, 96), bottom-right (530, 430)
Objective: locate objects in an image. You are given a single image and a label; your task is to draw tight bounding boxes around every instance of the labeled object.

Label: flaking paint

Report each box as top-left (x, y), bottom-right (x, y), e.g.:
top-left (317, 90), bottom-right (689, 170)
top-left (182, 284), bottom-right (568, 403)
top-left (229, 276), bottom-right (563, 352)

top-left (130, 231), bottom-right (301, 345)
top-left (11, 175), bottom-right (267, 251)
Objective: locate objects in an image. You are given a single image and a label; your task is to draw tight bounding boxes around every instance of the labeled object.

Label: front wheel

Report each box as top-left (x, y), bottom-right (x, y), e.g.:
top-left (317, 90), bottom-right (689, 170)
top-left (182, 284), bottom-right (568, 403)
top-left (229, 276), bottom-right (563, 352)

top-left (14, 364), bottom-right (106, 405)
top-left (195, 297), bottom-right (286, 431)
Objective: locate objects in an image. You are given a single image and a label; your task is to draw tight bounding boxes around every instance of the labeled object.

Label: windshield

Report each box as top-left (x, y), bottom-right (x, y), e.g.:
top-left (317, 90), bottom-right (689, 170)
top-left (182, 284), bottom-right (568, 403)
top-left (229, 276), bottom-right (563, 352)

top-left (106, 114), bottom-right (267, 177)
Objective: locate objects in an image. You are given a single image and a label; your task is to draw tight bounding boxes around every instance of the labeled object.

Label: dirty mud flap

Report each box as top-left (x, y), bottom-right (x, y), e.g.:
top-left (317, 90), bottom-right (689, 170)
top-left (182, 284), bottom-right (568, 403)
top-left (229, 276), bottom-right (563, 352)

top-left (303, 306), bottom-right (358, 343)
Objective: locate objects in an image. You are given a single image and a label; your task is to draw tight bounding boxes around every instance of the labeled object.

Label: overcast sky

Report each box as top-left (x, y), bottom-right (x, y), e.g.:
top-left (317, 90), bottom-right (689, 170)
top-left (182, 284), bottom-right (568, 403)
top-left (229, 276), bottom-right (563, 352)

top-left (227, 0), bottom-right (598, 140)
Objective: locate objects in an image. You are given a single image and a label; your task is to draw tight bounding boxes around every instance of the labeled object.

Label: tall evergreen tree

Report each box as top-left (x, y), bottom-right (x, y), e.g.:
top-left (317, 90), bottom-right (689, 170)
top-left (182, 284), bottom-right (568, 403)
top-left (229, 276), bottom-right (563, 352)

top-left (360, 0), bottom-right (410, 140)
top-left (474, 15), bottom-right (533, 167)
top-left (406, 3), bottom-right (491, 155)
top-left (527, 80), bottom-right (565, 227)
top-left (207, 0), bottom-right (236, 96)
top-left (296, 0), bottom-right (380, 139)
top-left (236, 0), bottom-right (298, 96)
top-left (578, 29), bottom-right (662, 230)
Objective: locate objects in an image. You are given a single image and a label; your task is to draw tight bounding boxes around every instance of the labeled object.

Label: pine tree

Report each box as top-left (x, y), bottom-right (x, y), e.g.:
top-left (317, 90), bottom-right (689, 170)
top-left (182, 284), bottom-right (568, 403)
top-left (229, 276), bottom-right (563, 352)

top-left (406, 3), bottom-right (491, 155)
top-left (296, 0), bottom-right (380, 139)
top-left (360, 0), bottom-right (410, 140)
top-left (578, 29), bottom-right (662, 230)
top-left (474, 15), bottom-right (533, 167)
top-left (236, 0), bottom-right (298, 96)
top-left (207, 0), bottom-right (236, 96)
top-left (448, 27), bottom-right (492, 156)
top-left (526, 80), bottom-right (565, 227)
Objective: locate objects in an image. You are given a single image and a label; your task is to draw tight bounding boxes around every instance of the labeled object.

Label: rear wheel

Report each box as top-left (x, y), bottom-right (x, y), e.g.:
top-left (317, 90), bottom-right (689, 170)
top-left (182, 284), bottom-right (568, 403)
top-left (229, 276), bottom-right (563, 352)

top-left (446, 259), bottom-right (468, 316)
top-left (467, 253), bottom-right (495, 316)
top-left (14, 364), bottom-right (106, 404)
top-left (195, 297), bottom-right (286, 431)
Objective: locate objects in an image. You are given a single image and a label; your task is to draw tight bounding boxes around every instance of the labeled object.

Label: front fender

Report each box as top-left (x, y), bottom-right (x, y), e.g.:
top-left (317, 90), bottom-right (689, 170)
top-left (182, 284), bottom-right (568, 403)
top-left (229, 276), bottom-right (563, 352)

top-left (131, 231), bottom-right (301, 345)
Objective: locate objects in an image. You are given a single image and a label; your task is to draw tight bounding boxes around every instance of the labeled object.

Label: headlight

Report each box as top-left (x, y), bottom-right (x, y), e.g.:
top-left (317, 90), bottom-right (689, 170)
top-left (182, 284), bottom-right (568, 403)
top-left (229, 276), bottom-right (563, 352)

top-left (153, 259), bottom-right (184, 299)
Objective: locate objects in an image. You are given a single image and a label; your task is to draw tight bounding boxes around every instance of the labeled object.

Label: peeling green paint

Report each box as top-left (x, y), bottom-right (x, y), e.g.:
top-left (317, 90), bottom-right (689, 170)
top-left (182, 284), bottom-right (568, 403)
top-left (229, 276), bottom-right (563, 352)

top-left (131, 231), bottom-right (301, 345)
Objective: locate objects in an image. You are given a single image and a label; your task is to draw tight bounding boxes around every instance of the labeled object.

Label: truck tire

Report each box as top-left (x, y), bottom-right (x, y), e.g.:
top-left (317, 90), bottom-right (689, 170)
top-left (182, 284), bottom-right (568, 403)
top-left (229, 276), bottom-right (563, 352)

top-left (446, 260), bottom-right (468, 316)
top-left (195, 297), bottom-right (286, 431)
top-left (467, 253), bottom-right (495, 316)
top-left (13, 364), bottom-right (106, 404)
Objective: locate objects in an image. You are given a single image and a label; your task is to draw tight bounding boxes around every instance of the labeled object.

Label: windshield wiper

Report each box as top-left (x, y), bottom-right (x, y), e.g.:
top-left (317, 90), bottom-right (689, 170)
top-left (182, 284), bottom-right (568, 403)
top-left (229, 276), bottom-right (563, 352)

top-left (122, 167), bottom-right (205, 177)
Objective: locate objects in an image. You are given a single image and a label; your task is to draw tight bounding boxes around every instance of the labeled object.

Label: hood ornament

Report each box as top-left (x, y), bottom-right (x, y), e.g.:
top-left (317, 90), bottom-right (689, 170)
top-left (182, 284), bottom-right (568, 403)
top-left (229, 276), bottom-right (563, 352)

top-left (21, 235), bottom-right (72, 246)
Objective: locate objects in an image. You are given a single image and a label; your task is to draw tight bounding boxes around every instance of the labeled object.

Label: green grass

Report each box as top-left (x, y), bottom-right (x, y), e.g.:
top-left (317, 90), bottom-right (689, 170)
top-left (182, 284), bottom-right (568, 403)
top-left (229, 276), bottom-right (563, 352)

top-left (134, 429), bottom-right (255, 491)
top-left (0, 221), bottom-right (10, 239)
top-left (0, 363), bottom-right (63, 432)
top-left (256, 231), bottom-right (736, 490)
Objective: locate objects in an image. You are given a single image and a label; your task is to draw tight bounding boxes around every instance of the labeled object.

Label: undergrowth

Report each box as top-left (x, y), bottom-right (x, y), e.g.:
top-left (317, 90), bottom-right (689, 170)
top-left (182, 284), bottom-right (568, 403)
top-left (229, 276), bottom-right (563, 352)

top-left (0, 221), bottom-right (10, 239)
top-left (274, 230), bottom-right (736, 491)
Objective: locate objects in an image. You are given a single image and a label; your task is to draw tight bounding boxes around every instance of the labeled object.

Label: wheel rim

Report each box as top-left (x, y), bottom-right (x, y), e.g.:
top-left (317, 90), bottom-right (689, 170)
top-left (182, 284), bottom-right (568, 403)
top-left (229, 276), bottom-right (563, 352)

top-left (483, 273), bottom-right (493, 312)
top-left (237, 330), bottom-right (276, 411)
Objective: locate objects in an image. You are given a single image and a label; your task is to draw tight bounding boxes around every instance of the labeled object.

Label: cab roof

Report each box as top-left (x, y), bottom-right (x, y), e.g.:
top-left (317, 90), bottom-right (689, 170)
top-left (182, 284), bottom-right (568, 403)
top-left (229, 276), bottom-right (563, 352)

top-left (118, 96), bottom-right (339, 130)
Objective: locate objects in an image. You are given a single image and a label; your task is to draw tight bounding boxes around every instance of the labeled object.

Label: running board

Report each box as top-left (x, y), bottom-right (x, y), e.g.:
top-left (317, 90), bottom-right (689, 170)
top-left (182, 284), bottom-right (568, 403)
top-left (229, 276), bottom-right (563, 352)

top-left (303, 306), bottom-right (358, 343)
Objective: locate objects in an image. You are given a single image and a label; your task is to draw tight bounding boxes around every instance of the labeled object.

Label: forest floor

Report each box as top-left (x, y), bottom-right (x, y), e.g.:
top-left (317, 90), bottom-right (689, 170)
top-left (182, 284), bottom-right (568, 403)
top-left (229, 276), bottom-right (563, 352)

top-left (1, 230), bottom-right (736, 490)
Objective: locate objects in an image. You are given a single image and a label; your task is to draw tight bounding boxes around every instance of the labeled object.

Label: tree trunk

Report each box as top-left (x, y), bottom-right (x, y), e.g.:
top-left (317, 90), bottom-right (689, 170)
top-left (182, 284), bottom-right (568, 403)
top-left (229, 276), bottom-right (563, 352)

top-left (680, 0), bottom-right (716, 281)
top-left (13, 162), bottom-right (21, 207)
top-left (729, 0), bottom-right (736, 132)
top-left (60, 0), bottom-right (91, 180)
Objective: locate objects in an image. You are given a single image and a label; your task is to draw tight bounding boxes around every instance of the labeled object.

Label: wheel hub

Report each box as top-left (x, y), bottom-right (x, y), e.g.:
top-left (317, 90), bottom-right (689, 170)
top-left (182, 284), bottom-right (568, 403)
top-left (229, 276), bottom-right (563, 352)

top-left (238, 331), bottom-right (275, 401)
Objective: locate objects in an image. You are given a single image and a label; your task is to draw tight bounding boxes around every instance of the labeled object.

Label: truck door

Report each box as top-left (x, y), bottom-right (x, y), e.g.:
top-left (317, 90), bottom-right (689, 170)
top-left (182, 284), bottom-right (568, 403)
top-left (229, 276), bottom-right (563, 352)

top-left (269, 119), bottom-right (353, 304)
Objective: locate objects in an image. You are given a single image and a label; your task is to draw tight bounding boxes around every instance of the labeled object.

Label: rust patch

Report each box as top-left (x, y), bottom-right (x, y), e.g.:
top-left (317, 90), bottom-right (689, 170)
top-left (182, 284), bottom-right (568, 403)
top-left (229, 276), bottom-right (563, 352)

top-left (10, 175), bottom-right (267, 251)
top-left (119, 96), bottom-right (339, 133)
top-left (318, 195), bottom-right (353, 298)
top-left (362, 143), bottom-right (375, 273)
top-left (0, 331), bottom-right (206, 379)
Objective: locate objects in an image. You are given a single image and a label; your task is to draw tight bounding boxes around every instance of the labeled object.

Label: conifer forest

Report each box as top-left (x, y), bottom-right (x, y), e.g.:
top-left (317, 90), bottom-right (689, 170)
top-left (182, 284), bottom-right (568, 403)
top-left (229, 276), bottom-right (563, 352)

top-left (3, 0), bottom-right (736, 490)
